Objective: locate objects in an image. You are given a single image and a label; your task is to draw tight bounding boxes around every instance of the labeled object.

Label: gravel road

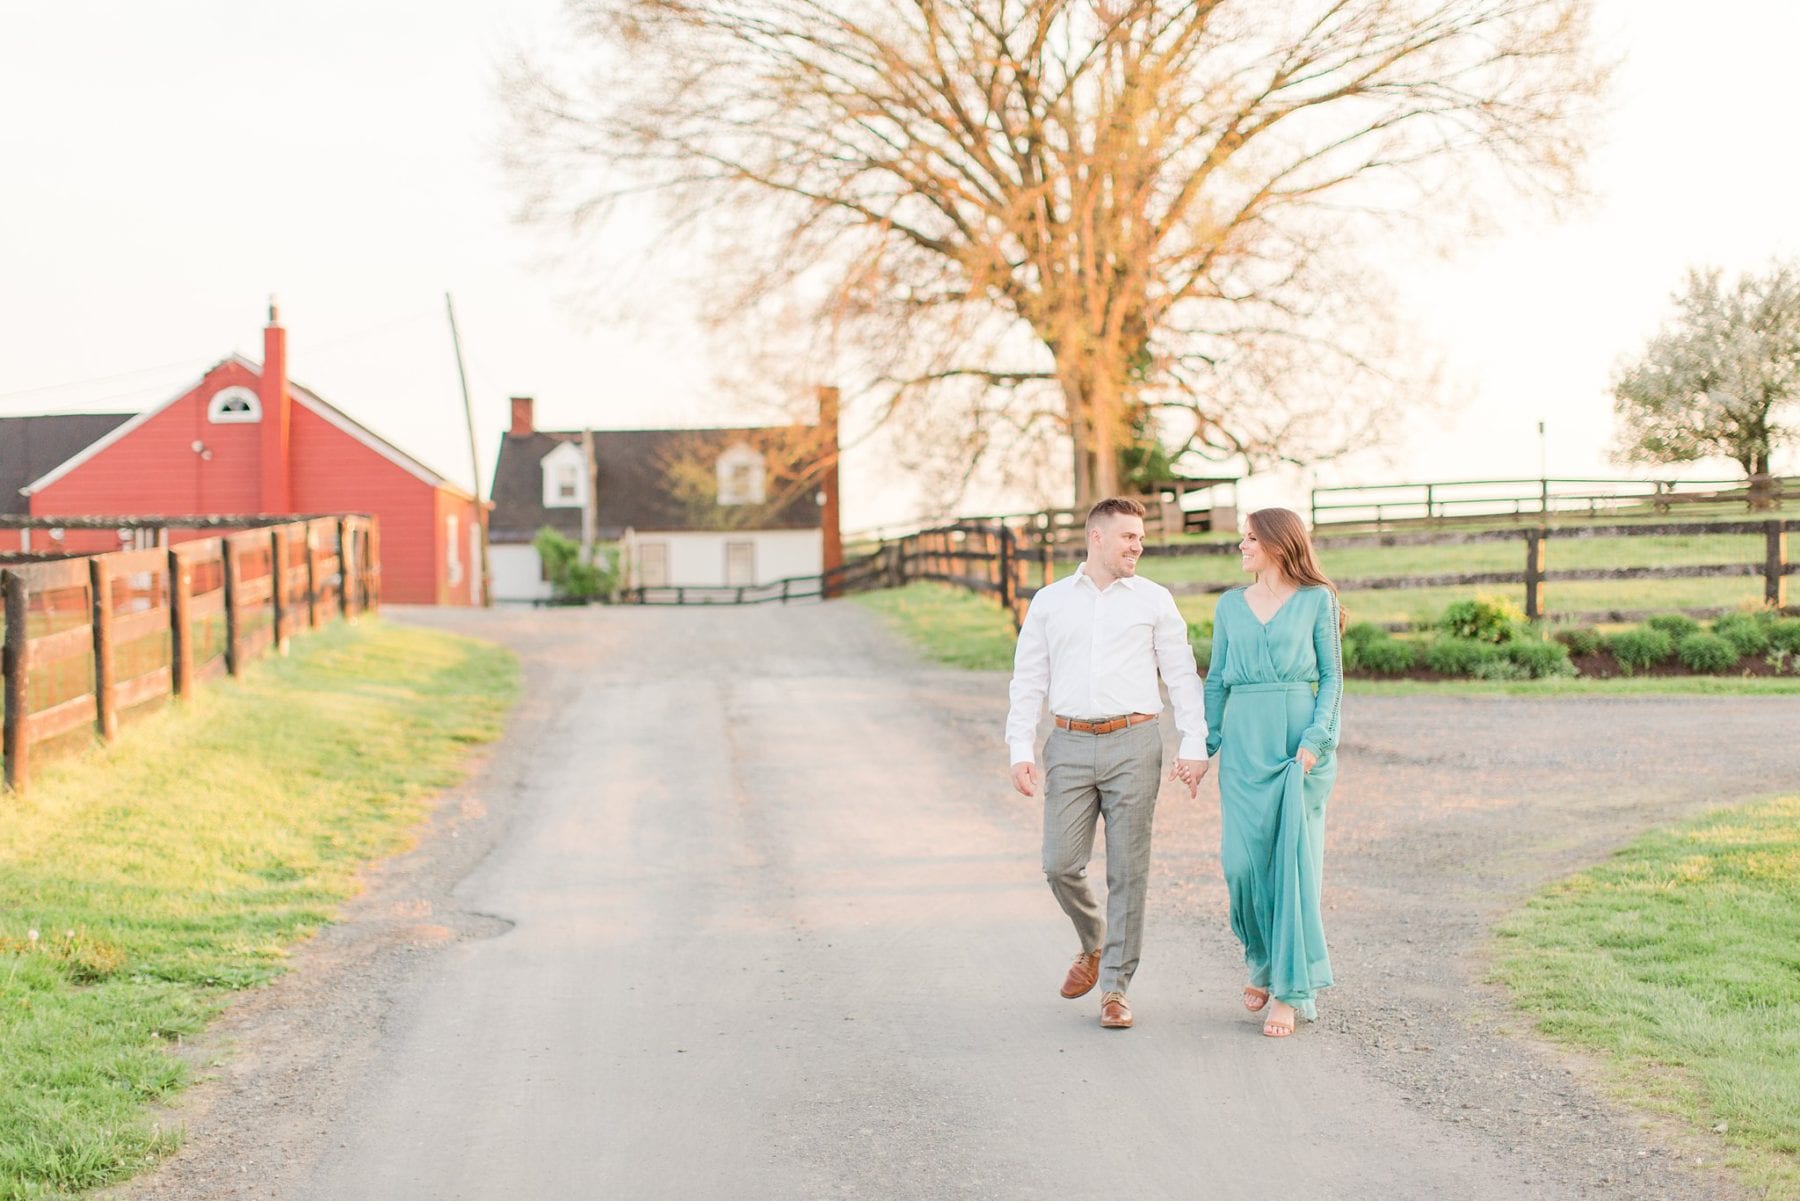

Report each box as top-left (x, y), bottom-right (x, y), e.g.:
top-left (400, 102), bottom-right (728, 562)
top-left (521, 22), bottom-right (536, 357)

top-left (112, 602), bottom-right (1800, 1201)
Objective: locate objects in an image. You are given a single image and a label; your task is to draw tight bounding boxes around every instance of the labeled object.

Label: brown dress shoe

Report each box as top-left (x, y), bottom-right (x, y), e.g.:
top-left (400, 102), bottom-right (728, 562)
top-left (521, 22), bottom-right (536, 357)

top-left (1060, 949), bottom-right (1102, 998)
top-left (1099, 991), bottom-right (1133, 1029)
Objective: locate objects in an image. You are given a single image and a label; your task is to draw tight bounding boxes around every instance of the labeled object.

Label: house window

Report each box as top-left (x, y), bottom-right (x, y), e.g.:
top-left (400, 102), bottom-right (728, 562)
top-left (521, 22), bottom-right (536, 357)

top-left (725, 540), bottom-right (755, 586)
top-left (637, 541), bottom-right (670, 588)
top-left (208, 386), bottom-right (262, 424)
top-left (716, 444), bottom-right (766, 506)
top-left (540, 442), bottom-right (585, 509)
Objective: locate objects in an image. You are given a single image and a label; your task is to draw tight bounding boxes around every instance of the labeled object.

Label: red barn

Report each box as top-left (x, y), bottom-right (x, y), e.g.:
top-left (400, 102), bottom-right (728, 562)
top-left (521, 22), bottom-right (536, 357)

top-left (4, 307), bottom-right (482, 605)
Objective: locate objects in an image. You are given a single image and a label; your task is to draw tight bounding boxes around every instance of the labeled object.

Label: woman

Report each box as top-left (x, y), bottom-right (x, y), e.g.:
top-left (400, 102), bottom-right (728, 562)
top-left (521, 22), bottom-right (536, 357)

top-left (1199, 507), bottom-right (1342, 1038)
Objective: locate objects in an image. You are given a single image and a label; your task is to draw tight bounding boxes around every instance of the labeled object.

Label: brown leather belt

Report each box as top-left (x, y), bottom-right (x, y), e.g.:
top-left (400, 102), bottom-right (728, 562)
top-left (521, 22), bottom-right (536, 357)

top-left (1054, 713), bottom-right (1157, 735)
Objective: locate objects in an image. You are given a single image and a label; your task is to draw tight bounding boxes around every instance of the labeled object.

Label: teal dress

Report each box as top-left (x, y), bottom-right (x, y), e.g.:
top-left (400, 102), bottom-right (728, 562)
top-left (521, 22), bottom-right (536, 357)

top-left (1204, 585), bottom-right (1342, 1020)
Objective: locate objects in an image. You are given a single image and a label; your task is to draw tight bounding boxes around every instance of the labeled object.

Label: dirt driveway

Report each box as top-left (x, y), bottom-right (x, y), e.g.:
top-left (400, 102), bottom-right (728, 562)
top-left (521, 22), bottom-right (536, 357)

top-left (114, 602), bottom-right (1800, 1200)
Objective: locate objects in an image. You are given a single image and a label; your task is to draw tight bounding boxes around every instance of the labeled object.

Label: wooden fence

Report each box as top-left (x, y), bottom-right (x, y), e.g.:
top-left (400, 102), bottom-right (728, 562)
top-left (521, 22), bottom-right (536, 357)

top-left (1, 516), bottom-right (379, 793)
top-left (626, 550), bottom-right (889, 607)
top-left (1311, 475), bottom-right (1798, 529)
top-left (876, 517), bottom-right (1795, 631)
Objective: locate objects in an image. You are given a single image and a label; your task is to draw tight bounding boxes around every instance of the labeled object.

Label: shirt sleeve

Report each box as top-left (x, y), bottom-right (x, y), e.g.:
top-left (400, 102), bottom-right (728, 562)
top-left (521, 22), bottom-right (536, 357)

top-left (1004, 592), bottom-right (1051, 765)
top-left (1152, 590), bottom-right (1209, 761)
top-left (1300, 590), bottom-right (1343, 758)
top-left (1203, 594), bottom-right (1229, 758)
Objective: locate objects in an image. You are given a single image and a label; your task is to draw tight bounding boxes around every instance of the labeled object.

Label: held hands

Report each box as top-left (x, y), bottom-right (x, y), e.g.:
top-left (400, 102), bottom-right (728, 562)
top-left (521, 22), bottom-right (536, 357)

top-left (1011, 762), bottom-right (1042, 797)
top-left (1297, 747), bottom-right (1317, 774)
top-left (1168, 758), bottom-right (1210, 798)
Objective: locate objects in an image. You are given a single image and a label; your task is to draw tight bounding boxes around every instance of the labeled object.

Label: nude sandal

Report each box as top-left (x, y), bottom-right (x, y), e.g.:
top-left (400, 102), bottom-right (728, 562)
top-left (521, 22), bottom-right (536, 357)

top-left (1243, 985), bottom-right (1270, 1012)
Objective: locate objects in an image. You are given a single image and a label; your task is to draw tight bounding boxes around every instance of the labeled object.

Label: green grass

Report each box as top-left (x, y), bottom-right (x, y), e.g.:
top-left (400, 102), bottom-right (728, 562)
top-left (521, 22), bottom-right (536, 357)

top-left (0, 620), bottom-right (518, 1200)
top-left (855, 582), bottom-right (1017, 670)
top-left (1493, 795), bottom-right (1800, 1197)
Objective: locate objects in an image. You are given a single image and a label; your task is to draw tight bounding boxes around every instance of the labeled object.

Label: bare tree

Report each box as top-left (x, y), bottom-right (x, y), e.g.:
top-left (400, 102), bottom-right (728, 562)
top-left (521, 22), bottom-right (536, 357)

top-left (504, 0), bottom-right (1603, 507)
top-left (1613, 262), bottom-right (1800, 496)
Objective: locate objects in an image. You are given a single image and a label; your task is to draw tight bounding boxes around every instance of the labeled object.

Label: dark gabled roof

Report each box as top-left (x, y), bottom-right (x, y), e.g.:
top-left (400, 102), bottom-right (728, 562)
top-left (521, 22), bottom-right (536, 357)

top-left (487, 430), bottom-right (585, 544)
top-left (486, 425), bottom-right (825, 541)
top-left (594, 428), bottom-right (823, 534)
top-left (0, 413), bottom-right (135, 514)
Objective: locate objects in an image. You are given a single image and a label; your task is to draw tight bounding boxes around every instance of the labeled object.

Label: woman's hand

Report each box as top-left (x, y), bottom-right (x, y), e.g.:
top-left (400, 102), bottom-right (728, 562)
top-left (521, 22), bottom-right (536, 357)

top-left (1297, 747), bottom-right (1317, 774)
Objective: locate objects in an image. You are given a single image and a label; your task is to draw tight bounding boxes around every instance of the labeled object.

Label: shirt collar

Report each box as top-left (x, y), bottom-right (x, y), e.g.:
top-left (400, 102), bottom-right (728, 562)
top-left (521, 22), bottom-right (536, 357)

top-left (1075, 562), bottom-right (1145, 592)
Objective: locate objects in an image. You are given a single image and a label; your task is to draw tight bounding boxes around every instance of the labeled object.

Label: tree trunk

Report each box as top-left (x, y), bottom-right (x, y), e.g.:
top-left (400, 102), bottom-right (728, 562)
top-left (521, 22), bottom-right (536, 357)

top-left (1059, 357), bottom-right (1126, 509)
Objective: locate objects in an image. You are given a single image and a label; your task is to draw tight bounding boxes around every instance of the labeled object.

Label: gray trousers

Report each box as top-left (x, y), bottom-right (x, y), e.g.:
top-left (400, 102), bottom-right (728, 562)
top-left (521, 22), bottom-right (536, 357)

top-left (1041, 721), bottom-right (1162, 996)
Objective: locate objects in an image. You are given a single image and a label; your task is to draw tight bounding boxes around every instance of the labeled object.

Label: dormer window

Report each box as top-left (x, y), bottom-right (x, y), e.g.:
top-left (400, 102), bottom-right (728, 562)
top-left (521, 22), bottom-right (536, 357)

top-left (540, 441), bottom-right (586, 509)
top-left (716, 443), bottom-right (765, 506)
top-left (208, 386), bottom-right (261, 424)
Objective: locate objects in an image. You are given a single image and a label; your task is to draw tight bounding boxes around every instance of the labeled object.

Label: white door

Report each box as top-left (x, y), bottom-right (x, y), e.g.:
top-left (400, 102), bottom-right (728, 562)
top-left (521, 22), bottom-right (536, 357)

top-left (638, 541), bottom-right (670, 588)
top-left (724, 540), bottom-right (756, 587)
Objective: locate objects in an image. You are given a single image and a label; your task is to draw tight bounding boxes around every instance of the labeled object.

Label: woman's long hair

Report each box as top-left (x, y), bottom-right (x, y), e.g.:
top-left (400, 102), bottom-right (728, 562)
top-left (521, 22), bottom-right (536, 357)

top-left (1247, 507), bottom-right (1346, 631)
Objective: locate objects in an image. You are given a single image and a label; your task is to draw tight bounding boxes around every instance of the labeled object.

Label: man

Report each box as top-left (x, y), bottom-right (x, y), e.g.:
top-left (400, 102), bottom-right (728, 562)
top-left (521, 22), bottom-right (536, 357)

top-left (1005, 497), bottom-right (1210, 1029)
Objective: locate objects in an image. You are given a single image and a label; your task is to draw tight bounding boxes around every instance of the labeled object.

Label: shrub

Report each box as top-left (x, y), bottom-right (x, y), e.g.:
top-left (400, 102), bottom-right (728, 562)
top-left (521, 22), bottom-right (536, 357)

top-left (533, 526), bottom-right (615, 602)
top-left (1645, 613), bottom-right (1700, 639)
top-left (1555, 626), bottom-right (1606, 657)
top-left (1190, 636), bottom-right (1213, 674)
top-left (1356, 637), bottom-right (1417, 676)
top-left (1608, 627), bottom-right (1675, 674)
top-left (1676, 631), bottom-right (1740, 673)
top-left (1439, 596), bottom-right (1524, 644)
top-left (1471, 657), bottom-right (1529, 681)
top-left (1712, 612), bottom-right (1772, 656)
top-left (1769, 618), bottom-right (1800, 655)
top-left (1506, 637), bottom-right (1576, 679)
top-left (1344, 621), bottom-right (1387, 648)
top-left (1187, 618), bottom-right (1214, 641)
top-left (1423, 636), bottom-right (1500, 676)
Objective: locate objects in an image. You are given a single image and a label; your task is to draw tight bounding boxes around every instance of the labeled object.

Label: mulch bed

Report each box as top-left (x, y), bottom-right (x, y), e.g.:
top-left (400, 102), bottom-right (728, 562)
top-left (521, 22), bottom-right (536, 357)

top-left (1346, 649), bottom-right (1794, 682)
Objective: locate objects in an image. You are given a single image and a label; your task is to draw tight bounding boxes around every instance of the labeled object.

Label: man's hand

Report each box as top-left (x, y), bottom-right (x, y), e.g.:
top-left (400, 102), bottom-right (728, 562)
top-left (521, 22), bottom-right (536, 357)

top-left (1011, 762), bottom-right (1042, 797)
top-left (1168, 758), bottom-right (1210, 798)
top-left (1297, 747), bottom-right (1317, 774)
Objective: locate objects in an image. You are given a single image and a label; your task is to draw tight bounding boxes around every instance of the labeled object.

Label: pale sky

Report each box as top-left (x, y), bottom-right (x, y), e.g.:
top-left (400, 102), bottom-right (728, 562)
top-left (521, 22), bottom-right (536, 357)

top-left (3, 1), bottom-right (1795, 530)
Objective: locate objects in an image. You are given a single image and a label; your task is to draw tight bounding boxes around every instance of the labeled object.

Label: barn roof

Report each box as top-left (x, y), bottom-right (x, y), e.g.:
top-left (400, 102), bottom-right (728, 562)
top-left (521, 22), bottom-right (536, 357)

top-left (0, 412), bottom-right (134, 514)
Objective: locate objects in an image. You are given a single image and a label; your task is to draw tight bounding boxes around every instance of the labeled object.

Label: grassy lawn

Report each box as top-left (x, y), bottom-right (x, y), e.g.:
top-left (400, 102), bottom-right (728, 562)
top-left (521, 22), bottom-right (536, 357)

top-left (0, 620), bottom-right (518, 1201)
top-left (1492, 795), bottom-right (1800, 1197)
top-left (858, 582), bottom-right (1796, 696)
top-left (855, 581), bottom-right (1018, 670)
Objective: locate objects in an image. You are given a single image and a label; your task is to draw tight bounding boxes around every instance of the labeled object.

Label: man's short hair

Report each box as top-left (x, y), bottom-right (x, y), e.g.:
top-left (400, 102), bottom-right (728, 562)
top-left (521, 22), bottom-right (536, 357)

top-left (1086, 496), bottom-right (1147, 531)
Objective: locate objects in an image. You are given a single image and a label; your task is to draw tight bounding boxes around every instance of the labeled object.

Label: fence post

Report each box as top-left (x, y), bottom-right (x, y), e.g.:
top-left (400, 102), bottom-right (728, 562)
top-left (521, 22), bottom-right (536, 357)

top-left (1767, 520), bottom-right (1789, 609)
top-left (270, 527), bottom-right (289, 655)
top-left (222, 538), bottom-right (241, 677)
top-left (997, 527), bottom-right (1013, 616)
top-left (1524, 528), bottom-right (1547, 621)
top-left (366, 519), bottom-right (381, 614)
top-left (90, 558), bottom-right (117, 742)
top-left (169, 549), bottom-right (193, 698)
top-left (337, 518), bottom-right (354, 621)
top-left (305, 524), bottom-right (321, 629)
top-left (3, 570), bottom-right (30, 792)
top-left (1041, 542), bottom-right (1054, 587)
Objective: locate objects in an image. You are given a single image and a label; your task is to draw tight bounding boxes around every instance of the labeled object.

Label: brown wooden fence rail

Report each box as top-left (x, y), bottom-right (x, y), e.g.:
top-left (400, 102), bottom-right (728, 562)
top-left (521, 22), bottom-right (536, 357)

top-left (1, 516), bottom-right (379, 793)
top-left (1310, 475), bottom-right (1798, 530)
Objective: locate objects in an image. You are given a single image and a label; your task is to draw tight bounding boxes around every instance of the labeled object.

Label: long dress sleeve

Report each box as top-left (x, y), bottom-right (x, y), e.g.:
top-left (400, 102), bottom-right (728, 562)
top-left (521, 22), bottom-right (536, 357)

top-left (1203, 595), bottom-right (1231, 757)
top-left (1299, 590), bottom-right (1342, 759)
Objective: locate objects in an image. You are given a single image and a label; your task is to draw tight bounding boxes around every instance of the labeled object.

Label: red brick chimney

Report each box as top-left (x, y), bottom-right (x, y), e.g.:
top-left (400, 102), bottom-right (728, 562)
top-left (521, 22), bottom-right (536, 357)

top-left (818, 385), bottom-right (842, 581)
top-left (510, 396), bottom-right (535, 437)
top-left (259, 299), bottom-right (293, 514)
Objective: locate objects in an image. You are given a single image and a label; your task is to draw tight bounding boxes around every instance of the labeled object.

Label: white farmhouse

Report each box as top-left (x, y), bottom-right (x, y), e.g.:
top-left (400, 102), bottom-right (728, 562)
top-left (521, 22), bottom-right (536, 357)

top-left (486, 396), bottom-right (841, 602)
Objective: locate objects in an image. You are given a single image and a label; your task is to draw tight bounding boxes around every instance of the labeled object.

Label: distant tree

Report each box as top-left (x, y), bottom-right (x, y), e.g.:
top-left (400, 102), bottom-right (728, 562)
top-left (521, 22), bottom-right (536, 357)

top-left (1613, 263), bottom-right (1800, 486)
top-left (505, 0), bottom-right (1604, 507)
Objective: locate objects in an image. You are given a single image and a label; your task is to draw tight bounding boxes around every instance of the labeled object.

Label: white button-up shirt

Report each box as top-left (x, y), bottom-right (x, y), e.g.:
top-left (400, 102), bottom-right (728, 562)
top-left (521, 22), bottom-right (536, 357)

top-left (1005, 563), bottom-right (1208, 765)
